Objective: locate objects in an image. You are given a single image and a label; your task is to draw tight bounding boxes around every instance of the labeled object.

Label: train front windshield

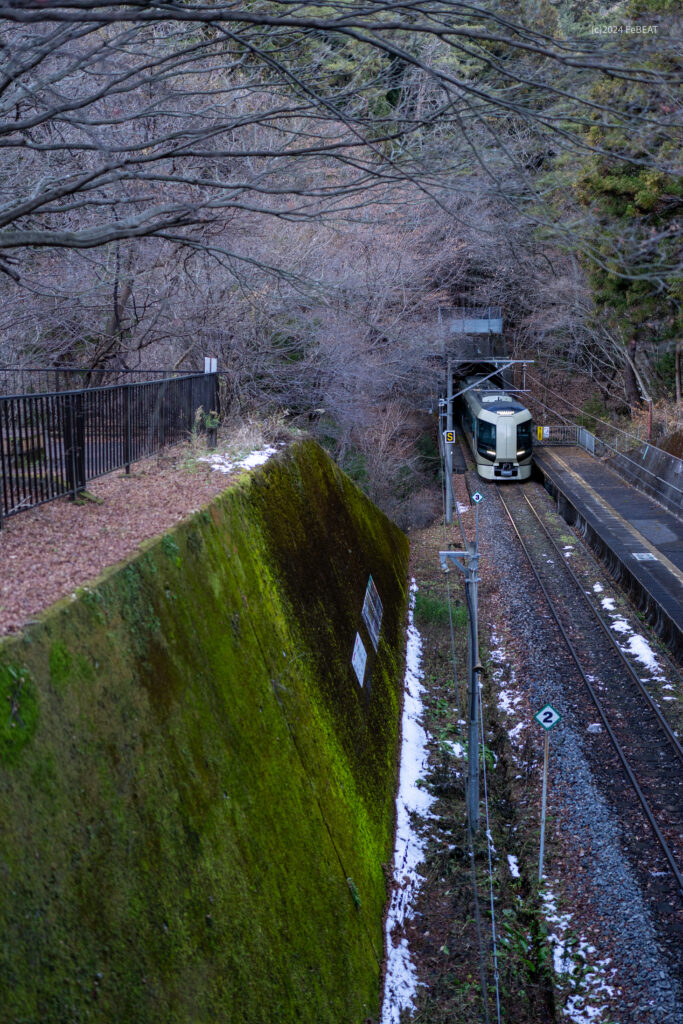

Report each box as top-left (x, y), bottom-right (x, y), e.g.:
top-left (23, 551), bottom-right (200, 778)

top-left (477, 419), bottom-right (496, 459)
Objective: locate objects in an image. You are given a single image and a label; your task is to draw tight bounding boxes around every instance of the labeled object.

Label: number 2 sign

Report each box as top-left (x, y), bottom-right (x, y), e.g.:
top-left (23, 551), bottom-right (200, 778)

top-left (535, 704), bottom-right (561, 730)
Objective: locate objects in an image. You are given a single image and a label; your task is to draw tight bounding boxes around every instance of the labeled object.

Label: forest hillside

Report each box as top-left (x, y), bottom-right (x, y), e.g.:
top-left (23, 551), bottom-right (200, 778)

top-left (0, 0), bottom-right (680, 521)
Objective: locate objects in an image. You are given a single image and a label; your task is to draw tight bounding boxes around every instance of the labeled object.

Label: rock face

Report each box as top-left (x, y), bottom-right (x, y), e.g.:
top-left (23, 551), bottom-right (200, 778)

top-left (0, 439), bottom-right (409, 1024)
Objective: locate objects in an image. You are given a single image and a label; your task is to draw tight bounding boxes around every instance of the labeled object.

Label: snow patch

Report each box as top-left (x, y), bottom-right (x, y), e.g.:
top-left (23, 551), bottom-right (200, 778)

top-left (621, 634), bottom-right (665, 679)
top-left (381, 580), bottom-right (436, 1024)
top-left (605, 613), bottom-right (666, 679)
top-left (498, 689), bottom-right (521, 715)
top-left (507, 854), bottom-right (520, 879)
top-left (490, 632), bottom-right (527, 747)
top-left (542, 887), bottom-right (616, 1024)
top-left (198, 446), bottom-right (279, 474)
top-left (600, 597), bottom-right (616, 612)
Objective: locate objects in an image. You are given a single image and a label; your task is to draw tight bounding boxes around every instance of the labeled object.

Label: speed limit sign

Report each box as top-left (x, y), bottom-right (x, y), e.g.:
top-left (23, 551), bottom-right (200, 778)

top-left (535, 704), bottom-right (561, 730)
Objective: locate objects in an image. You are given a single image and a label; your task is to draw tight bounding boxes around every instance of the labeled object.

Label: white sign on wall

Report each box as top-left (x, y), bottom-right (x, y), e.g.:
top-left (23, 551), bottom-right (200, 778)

top-left (361, 575), bottom-right (383, 651)
top-left (352, 632), bottom-right (367, 686)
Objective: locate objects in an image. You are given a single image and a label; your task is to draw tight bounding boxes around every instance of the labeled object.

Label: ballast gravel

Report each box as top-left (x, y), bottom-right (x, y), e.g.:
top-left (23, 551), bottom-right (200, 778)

top-left (475, 477), bottom-right (683, 1024)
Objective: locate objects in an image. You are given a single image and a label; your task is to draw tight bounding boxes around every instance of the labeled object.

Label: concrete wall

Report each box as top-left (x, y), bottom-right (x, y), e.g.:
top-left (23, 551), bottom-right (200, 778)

top-left (607, 444), bottom-right (682, 515)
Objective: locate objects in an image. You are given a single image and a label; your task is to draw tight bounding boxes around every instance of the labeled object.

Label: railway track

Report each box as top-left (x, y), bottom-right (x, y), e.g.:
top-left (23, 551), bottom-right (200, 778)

top-left (496, 482), bottom-right (683, 907)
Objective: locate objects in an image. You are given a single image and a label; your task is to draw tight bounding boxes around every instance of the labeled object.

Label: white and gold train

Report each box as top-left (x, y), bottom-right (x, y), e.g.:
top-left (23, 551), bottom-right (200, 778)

top-left (460, 376), bottom-right (533, 481)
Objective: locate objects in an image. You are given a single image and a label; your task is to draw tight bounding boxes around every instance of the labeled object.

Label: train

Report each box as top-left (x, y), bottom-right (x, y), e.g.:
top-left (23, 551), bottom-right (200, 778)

top-left (459, 375), bottom-right (534, 481)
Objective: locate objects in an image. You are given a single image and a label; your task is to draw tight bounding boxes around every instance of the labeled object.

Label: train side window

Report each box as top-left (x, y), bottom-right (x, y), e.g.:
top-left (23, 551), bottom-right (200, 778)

top-left (516, 420), bottom-right (533, 458)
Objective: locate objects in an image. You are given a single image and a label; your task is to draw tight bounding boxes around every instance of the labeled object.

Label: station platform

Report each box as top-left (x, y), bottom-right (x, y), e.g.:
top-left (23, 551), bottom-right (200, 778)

top-left (533, 446), bottom-right (683, 664)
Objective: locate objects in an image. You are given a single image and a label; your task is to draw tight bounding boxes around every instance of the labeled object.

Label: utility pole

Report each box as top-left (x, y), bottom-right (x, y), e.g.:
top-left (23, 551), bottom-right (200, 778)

top-left (440, 496), bottom-right (483, 830)
top-left (445, 357), bottom-right (454, 524)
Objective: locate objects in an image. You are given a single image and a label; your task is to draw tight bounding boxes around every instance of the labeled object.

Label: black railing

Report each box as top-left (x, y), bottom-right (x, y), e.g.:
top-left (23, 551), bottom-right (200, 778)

top-left (0, 373), bottom-right (219, 524)
top-left (0, 366), bottom-right (182, 397)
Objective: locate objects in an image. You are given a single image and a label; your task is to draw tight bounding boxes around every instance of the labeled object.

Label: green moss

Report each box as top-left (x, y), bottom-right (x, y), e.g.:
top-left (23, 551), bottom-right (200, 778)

top-left (0, 440), bottom-right (409, 1023)
top-left (49, 641), bottom-right (72, 688)
top-left (161, 534), bottom-right (181, 565)
top-left (0, 663), bottom-right (38, 765)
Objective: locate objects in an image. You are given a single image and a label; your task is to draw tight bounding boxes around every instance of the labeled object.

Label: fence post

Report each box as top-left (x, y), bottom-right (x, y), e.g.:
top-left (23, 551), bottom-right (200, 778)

top-left (124, 385), bottom-right (131, 474)
top-left (158, 386), bottom-right (165, 449)
top-left (212, 371), bottom-right (220, 421)
top-left (0, 405), bottom-right (4, 530)
top-left (64, 391), bottom-right (86, 499)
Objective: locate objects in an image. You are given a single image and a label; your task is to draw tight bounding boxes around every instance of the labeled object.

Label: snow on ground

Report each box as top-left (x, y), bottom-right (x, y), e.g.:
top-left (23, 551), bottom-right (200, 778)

top-left (622, 634), bottom-right (667, 679)
top-left (490, 631), bottom-right (526, 744)
top-left (442, 739), bottom-right (465, 760)
top-left (542, 887), bottom-right (616, 1024)
top-left (381, 580), bottom-right (436, 1024)
top-left (491, 630), bottom-right (619, 1022)
top-left (198, 446), bottom-right (279, 473)
top-left (599, 602), bottom-right (667, 680)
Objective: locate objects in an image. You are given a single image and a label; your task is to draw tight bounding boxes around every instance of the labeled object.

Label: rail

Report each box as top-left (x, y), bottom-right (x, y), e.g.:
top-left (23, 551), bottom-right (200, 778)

top-left (497, 484), bottom-right (683, 894)
top-left (0, 373), bottom-right (219, 525)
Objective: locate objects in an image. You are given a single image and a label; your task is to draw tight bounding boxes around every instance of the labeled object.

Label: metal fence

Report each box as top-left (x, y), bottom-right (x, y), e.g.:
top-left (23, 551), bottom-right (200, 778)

top-left (535, 422), bottom-right (683, 513)
top-left (535, 422), bottom-right (667, 459)
top-left (0, 366), bottom-right (181, 397)
top-left (536, 423), bottom-right (642, 456)
top-left (0, 373), bottom-right (218, 524)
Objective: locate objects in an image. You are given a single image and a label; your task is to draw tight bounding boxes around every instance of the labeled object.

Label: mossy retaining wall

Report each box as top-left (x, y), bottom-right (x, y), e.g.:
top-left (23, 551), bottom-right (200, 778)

top-left (0, 440), bottom-right (409, 1023)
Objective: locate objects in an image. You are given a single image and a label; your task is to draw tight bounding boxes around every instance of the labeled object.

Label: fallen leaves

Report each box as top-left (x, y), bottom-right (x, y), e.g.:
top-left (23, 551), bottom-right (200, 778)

top-left (0, 447), bottom-right (240, 636)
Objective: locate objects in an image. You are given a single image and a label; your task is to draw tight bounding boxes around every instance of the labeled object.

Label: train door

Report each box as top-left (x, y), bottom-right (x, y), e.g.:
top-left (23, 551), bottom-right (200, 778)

top-left (497, 418), bottom-right (516, 461)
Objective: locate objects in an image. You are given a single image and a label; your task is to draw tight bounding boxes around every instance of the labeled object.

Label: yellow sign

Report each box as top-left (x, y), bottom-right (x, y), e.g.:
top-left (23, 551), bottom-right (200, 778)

top-left (443, 430), bottom-right (456, 444)
top-left (537, 425), bottom-right (544, 441)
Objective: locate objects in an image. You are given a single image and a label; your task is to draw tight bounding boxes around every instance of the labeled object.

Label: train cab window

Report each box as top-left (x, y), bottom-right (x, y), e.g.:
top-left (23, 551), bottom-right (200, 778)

top-left (516, 420), bottom-right (533, 459)
top-left (476, 419), bottom-right (496, 461)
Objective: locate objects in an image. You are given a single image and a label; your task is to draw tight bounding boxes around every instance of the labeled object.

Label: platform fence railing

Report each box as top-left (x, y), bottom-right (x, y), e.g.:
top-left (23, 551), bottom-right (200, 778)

top-left (535, 422), bottom-right (683, 510)
top-left (0, 373), bottom-right (219, 525)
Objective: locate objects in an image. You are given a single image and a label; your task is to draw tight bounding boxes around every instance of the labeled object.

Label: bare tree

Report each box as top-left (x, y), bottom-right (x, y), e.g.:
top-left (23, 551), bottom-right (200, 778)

top-left (0, 1), bottom-right (679, 442)
top-left (0, 3), bottom-right (677, 261)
